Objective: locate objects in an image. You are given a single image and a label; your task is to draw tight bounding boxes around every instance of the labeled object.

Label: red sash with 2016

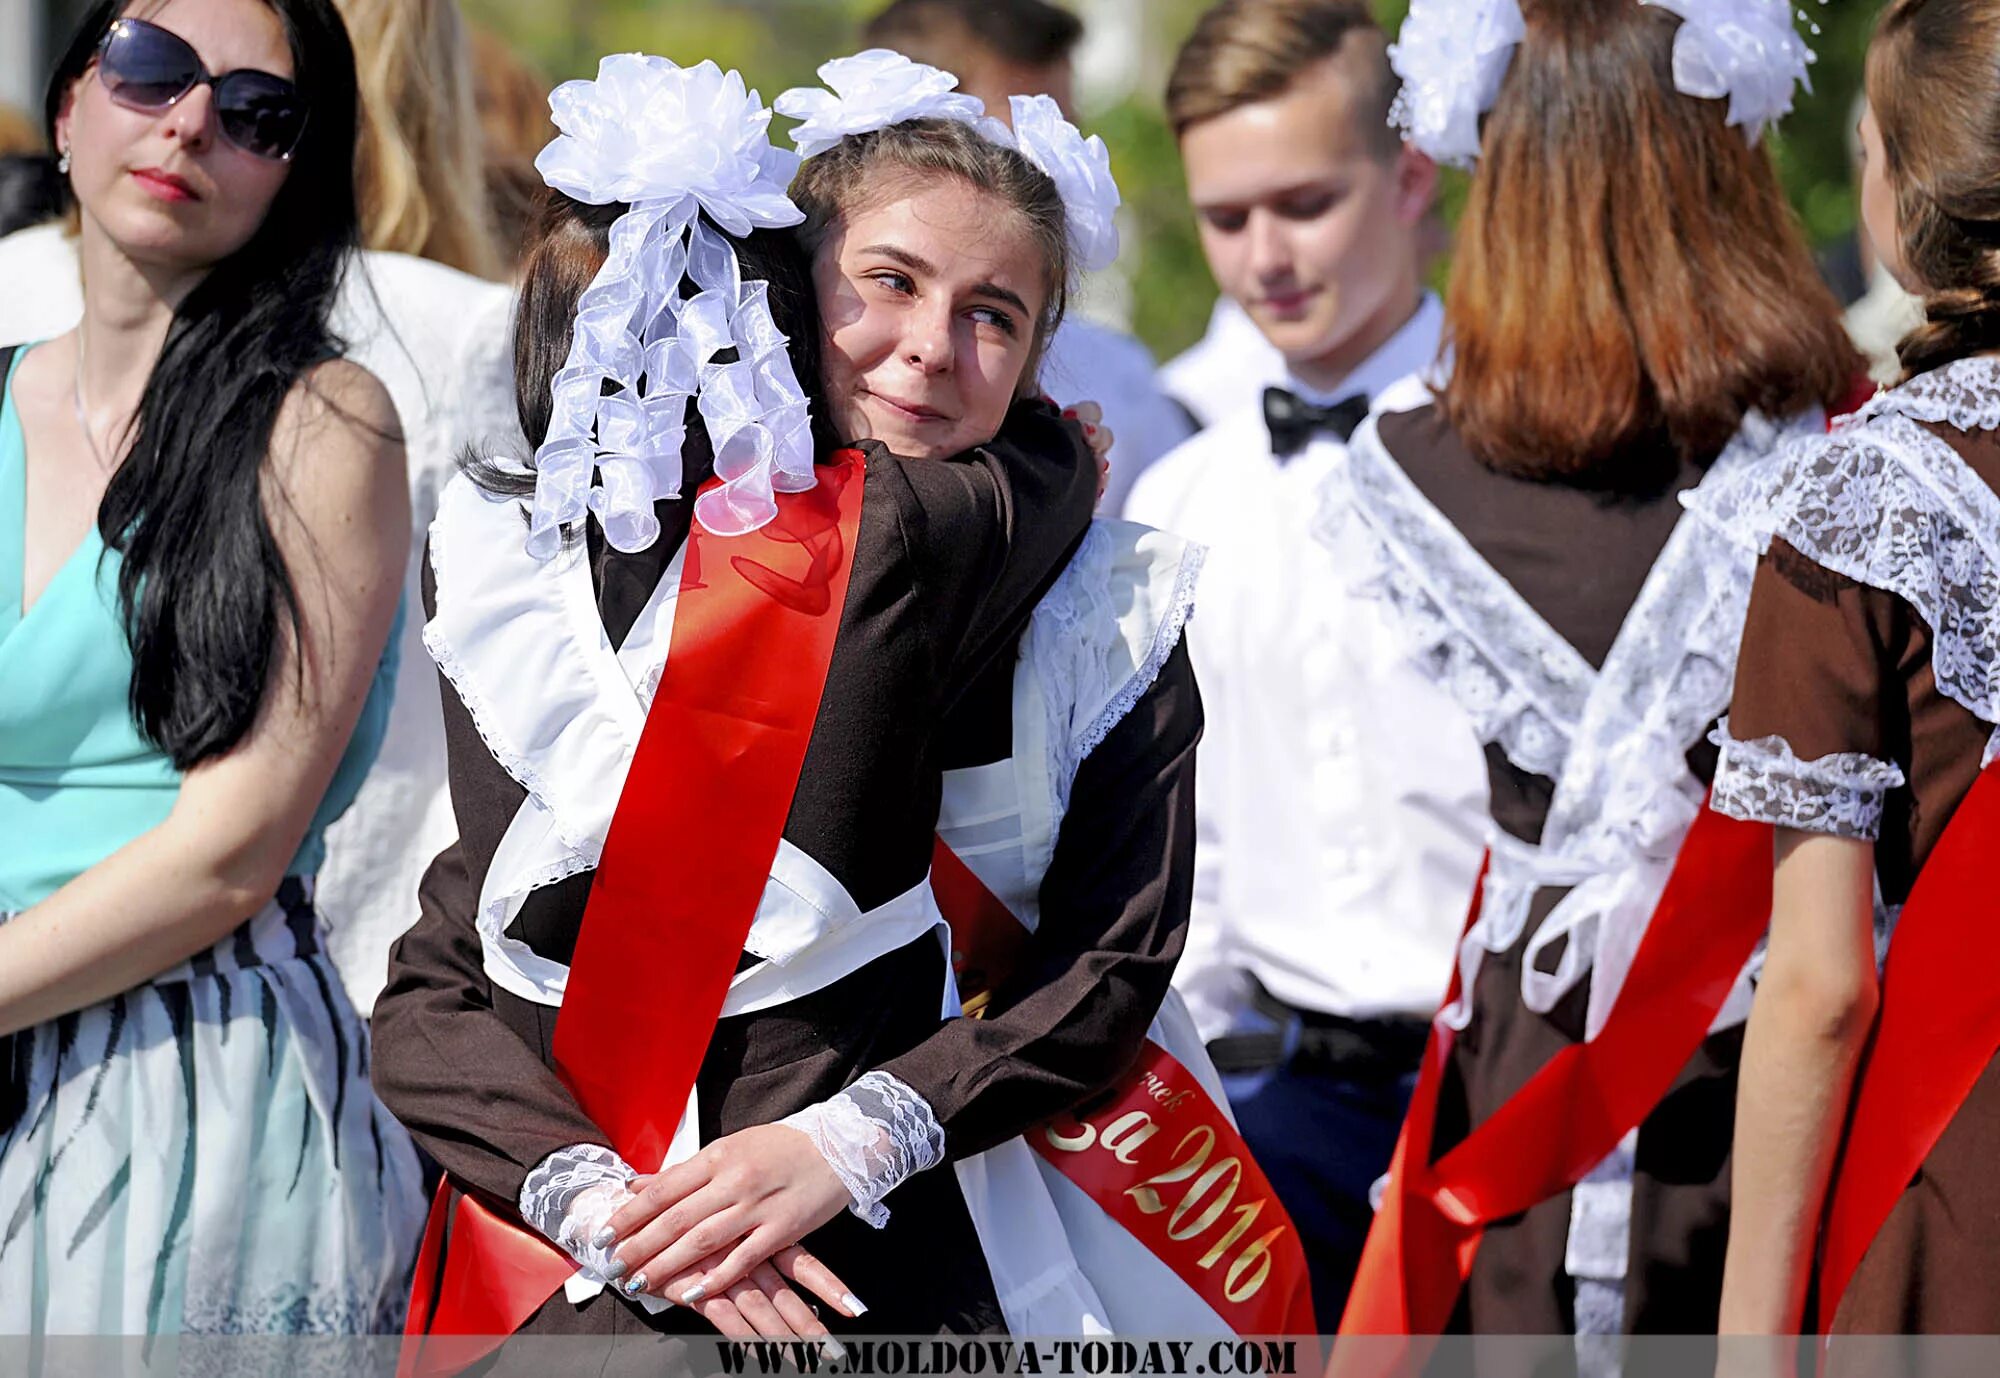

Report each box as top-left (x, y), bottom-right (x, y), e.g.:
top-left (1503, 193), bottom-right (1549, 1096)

top-left (399, 453), bottom-right (867, 1377)
top-left (931, 844), bottom-right (1319, 1336)
top-left (1334, 766), bottom-right (2000, 1360)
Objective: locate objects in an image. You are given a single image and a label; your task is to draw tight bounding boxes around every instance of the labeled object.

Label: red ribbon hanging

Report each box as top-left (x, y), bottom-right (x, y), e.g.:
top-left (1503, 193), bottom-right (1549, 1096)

top-left (932, 838), bottom-right (1318, 1336)
top-left (400, 454), bottom-right (867, 1372)
top-left (1336, 804), bottom-right (1777, 1357)
top-left (1815, 764), bottom-right (2000, 1329)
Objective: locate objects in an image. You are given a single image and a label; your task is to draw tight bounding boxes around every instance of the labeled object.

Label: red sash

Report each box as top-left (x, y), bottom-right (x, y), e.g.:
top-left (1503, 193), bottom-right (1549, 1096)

top-left (1337, 803), bottom-right (1776, 1352)
top-left (400, 454), bottom-right (866, 1374)
top-left (1815, 764), bottom-right (2000, 1329)
top-left (932, 839), bottom-right (1319, 1335)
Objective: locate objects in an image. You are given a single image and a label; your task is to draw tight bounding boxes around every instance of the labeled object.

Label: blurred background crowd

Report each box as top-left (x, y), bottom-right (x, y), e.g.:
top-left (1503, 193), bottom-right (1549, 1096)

top-left (0, 0), bottom-right (1898, 365)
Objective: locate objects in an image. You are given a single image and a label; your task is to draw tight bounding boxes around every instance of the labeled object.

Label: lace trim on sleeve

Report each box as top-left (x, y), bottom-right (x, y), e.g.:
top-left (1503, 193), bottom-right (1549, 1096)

top-left (518, 1142), bottom-right (638, 1279)
top-left (1318, 414), bottom-right (1594, 780)
top-left (1709, 721), bottom-right (1906, 840)
top-left (777, 1070), bottom-right (946, 1229)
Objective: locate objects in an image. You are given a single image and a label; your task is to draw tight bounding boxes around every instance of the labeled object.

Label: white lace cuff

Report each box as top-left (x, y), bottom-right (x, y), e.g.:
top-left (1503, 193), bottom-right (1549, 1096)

top-left (777, 1070), bottom-right (946, 1228)
top-left (1709, 722), bottom-right (1906, 841)
top-left (518, 1142), bottom-right (638, 1281)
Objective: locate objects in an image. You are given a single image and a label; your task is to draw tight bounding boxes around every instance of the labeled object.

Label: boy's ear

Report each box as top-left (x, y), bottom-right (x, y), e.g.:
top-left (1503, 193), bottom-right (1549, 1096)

top-left (1393, 146), bottom-right (1440, 226)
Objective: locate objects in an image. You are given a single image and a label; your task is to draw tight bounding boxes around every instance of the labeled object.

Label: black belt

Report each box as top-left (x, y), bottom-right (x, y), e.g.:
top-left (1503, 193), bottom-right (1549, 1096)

top-left (1206, 980), bottom-right (1429, 1080)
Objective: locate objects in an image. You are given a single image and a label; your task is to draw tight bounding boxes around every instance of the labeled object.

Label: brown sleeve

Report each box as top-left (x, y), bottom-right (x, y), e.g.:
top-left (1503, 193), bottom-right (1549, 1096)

top-left (879, 639), bottom-right (1202, 1159)
top-left (1729, 538), bottom-right (1903, 763)
top-left (874, 400), bottom-right (1098, 707)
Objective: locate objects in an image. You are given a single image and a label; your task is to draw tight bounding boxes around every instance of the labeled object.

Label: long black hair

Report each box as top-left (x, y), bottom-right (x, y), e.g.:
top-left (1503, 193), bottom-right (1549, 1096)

top-left (45, 0), bottom-right (362, 768)
top-left (467, 188), bottom-right (836, 507)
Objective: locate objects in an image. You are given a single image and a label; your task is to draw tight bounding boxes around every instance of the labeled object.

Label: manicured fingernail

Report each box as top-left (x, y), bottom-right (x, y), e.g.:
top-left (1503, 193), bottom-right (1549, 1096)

top-left (590, 1226), bottom-right (616, 1250)
top-left (821, 1339), bottom-right (849, 1369)
top-left (680, 1283), bottom-right (707, 1305)
top-left (603, 1257), bottom-right (628, 1281)
top-left (842, 1293), bottom-right (868, 1317)
top-left (622, 1272), bottom-right (647, 1295)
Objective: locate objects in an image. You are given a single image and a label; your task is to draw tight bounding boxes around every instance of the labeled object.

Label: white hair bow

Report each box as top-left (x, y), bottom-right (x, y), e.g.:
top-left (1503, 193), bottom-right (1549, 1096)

top-left (527, 55), bottom-right (814, 557)
top-left (1000, 94), bottom-right (1122, 275)
top-left (773, 49), bottom-right (991, 158)
top-left (1388, 0), bottom-right (1526, 168)
top-left (1641, 0), bottom-right (1817, 144)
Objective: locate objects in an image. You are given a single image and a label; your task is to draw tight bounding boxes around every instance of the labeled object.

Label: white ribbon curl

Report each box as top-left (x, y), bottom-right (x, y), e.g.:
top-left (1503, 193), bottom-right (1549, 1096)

top-left (1003, 94), bottom-right (1121, 275)
top-left (527, 55), bottom-right (816, 557)
top-left (1641, 0), bottom-right (1817, 145)
top-left (773, 49), bottom-right (990, 158)
top-left (1387, 0), bottom-right (1525, 169)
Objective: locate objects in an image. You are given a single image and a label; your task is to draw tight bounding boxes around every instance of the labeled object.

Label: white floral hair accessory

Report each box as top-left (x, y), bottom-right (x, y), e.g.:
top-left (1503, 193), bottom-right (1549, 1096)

top-left (1387, 0), bottom-right (1526, 168)
top-left (773, 49), bottom-right (988, 158)
top-left (1640, 0), bottom-right (1817, 144)
top-left (527, 54), bottom-right (813, 557)
top-left (1002, 94), bottom-right (1122, 274)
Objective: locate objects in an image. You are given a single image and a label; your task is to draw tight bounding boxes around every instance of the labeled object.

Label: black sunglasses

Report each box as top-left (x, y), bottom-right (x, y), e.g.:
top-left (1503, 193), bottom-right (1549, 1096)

top-left (94, 17), bottom-right (309, 162)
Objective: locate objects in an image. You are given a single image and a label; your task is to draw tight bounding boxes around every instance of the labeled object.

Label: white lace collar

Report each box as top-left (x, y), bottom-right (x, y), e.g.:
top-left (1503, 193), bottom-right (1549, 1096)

top-left (1845, 353), bottom-right (2000, 434)
top-left (1703, 395), bottom-right (2000, 731)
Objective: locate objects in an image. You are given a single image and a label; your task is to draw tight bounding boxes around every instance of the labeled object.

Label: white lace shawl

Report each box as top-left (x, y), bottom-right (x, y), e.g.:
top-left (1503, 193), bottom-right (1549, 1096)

top-left (1318, 381), bottom-right (1817, 1322)
top-left (1701, 355), bottom-right (2000, 838)
top-left (1319, 377), bottom-right (1813, 1038)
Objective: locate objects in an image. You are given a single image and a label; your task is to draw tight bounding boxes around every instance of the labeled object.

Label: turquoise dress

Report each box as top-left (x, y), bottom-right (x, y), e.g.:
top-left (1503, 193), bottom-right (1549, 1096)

top-left (0, 344), bottom-right (426, 1334)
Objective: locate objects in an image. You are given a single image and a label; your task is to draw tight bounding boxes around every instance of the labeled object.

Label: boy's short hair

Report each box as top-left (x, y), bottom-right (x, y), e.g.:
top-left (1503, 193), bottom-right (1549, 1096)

top-left (862, 0), bottom-right (1085, 73)
top-left (1166, 0), bottom-right (1399, 158)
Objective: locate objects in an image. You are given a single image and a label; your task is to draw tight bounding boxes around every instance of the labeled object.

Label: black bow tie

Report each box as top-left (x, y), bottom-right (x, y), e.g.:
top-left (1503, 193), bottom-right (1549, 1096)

top-left (1264, 387), bottom-right (1370, 458)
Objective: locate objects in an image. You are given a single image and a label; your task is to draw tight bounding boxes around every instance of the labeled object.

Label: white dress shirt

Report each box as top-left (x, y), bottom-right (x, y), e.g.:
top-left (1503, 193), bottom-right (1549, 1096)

top-left (1038, 315), bottom-right (1194, 515)
top-left (1124, 295), bottom-right (1489, 1037)
top-left (0, 224), bottom-right (519, 1015)
top-left (1155, 296), bottom-right (1288, 432)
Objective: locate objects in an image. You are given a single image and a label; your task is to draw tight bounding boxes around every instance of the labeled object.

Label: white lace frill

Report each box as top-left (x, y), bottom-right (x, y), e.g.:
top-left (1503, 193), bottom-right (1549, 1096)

top-left (1027, 521), bottom-right (1205, 820)
top-left (518, 1143), bottom-right (642, 1286)
top-left (778, 1071), bottom-right (946, 1228)
top-left (1690, 354), bottom-right (2000, 734)
top-left (1709, 721), bottom-right (1906, 841)
top-left (1317, 379), bottom-right (1591, 783)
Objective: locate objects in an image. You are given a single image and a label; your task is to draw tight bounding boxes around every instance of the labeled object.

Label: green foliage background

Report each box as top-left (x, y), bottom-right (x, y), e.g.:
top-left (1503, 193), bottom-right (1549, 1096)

top-left (466, 0), bottom-right (1886, 362)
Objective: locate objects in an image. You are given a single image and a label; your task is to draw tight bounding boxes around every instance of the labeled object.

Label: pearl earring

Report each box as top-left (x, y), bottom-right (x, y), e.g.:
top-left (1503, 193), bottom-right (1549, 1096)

top-left (57, 147), bottom-right (72, 175)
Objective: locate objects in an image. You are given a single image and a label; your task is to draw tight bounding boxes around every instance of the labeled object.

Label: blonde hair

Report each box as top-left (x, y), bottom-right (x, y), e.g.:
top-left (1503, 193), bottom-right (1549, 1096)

top-left (335, 0), bottom-right (503, 279)
top-left (1166, 0), bottom-right (1397, 157)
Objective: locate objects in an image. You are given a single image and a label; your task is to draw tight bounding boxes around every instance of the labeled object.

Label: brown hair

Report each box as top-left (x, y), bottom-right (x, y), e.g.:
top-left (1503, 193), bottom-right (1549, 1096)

top-left (790, 118), bottom-right (1073, 387)
top-left (1441, 0), bottom-right (1855, 482)
top-left (1166, 0), bottom-right (1397, 158)
top-left (470, 25), bottom-right (554, 270)
top-left (1867, 0), bottom-right (2000, 380)
top-left (861, 0), bottom-right (1083, 73)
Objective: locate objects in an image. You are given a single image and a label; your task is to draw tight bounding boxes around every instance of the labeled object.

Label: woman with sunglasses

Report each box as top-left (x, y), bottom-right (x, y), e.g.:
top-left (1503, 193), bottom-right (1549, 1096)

top-left (0, 0), bottom-right (425, 1337)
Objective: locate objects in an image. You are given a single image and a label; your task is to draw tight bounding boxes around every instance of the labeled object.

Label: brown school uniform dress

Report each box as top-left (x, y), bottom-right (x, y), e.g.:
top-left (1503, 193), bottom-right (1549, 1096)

top-left (1367, 399), bottom-right (1792, 1335)
top-left (1719, 366), bottom-right (2000, 1334)
top-left (370, 403), bottom-right (1099, 1345)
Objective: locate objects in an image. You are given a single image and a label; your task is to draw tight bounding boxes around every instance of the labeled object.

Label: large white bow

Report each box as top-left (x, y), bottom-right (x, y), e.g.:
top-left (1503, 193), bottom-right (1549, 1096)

top-left (1001, 94), bottom-right (1122, 275)
top-left (527, 55), bottom-right (816, 557)
top-left (1641, 0), bottom-right (1816, 145)
top-left (774, 49), bottom-right (989, 158)
top-left (1387, 0), bottom-right (1525, 168)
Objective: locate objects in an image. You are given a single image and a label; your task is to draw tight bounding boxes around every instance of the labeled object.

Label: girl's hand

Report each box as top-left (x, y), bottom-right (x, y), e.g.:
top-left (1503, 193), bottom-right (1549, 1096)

top-left (604, 1125), bottom-right (863, 1313)
top-left (1061, 400), bottom-right (1113, 503)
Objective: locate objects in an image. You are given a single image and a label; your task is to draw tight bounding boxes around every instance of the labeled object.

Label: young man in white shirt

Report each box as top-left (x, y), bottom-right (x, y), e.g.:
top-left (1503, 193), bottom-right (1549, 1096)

top-left (1123, 0), bottom-right (1489, 1327)
top-left (860, 0), bottom-right (1194, 510)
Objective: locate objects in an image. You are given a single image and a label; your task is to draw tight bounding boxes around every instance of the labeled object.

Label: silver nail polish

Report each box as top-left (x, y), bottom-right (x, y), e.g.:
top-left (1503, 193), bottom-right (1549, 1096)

top-left (622, 1272), bottom-right (647, 1296)
top-left (841, 1293), bottom-right (868, 1317)
top-left (603, 1257), bottom-right (628, 1281)
top-left (590, 1226), bottom-right (616, 1250)
top-left (680, 1283), bottom-right (707, 1305)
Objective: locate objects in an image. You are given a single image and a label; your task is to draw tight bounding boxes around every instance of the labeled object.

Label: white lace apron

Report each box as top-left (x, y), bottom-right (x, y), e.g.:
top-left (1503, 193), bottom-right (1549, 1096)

top-left (1315, 376), bottom-right (1822, 1332)
top-left (935, 519), bottom-right (1227, 1333)
top-left (423, 471), bottom-right (1107, 1330)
